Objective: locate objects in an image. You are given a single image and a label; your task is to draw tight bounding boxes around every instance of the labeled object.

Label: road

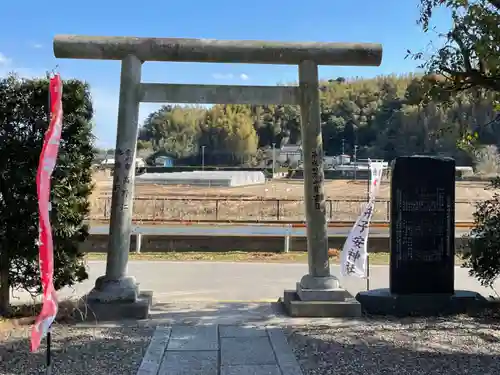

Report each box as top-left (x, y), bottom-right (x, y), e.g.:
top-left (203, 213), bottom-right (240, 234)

top-left (89, 224), bottom-right (472, 238)
top-left (12, 261), bottom-right (498, 305)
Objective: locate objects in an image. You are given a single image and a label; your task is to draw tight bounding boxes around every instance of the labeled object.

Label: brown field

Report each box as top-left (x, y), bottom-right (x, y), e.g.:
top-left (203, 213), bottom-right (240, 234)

top-left (90, 174), bottom-right (493, 222)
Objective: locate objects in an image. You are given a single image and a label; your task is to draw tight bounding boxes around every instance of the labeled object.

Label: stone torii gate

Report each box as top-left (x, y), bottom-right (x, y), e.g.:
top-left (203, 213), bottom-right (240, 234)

top-left (53, 35), bottom-right (382, 318)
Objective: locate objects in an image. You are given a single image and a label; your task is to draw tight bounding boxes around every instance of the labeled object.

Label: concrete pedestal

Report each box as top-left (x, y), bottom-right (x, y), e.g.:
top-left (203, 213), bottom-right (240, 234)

top-left (356, 288), bottom-right (488, 317)
top-left (76, 276), bottom-right (152, 321)
top-left (281, 281), bottom-right (361, 317)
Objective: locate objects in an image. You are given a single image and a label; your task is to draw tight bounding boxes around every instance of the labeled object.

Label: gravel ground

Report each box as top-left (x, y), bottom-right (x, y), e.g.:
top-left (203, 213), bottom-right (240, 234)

top-left (285, 316), bottom-right (500, 375)
top-left (0, 323), bottom-right (154, 375)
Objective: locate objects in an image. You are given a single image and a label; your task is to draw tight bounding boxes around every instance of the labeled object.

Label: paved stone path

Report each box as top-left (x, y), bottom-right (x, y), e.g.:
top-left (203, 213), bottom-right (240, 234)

top-left (136, 325), bottom-right (303, 375)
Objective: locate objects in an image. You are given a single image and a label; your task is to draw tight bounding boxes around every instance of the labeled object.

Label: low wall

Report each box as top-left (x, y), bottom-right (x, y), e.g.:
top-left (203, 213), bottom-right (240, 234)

top-left (82, 234), bottom-right (469, 254)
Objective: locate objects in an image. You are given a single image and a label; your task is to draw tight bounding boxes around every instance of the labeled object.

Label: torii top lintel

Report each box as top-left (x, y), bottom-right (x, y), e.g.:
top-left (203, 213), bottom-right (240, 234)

top-left (53, 35), bottom-right (382, 66)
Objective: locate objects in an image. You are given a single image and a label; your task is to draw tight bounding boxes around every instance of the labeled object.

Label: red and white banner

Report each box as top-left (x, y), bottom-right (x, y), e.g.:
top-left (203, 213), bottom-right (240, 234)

top-left (30, 75), bottom-right (63, 352)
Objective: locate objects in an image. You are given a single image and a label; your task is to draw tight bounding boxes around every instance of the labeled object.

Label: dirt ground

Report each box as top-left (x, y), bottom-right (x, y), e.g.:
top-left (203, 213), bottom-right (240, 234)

top-left (90, 176), bottom-right (493, 222)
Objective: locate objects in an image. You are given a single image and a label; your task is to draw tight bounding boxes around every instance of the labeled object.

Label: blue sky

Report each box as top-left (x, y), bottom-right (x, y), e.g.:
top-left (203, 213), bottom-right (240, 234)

top-left (0, 0), bottom-right (450, 148)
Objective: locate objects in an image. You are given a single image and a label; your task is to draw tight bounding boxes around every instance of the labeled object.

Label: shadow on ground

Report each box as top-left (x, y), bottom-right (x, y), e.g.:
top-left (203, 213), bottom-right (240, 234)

top-left (2, 301), bottom-right (500, 375)
top-left (286, 315), bottom-right (500, 375)
top-left (0, 323), bottom-right (155, 375)
top-left (147, 301), bottom-right (286, 325)
top-left (0, 301), bottom-right (285, 375)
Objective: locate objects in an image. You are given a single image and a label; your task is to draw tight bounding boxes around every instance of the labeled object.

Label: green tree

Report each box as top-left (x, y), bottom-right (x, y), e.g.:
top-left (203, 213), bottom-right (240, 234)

top-left (414, 1), bottom-right (500, 287)
top-left (139, 105), bottom-right (204, 158)
top-left (0, 74), bottom-right (93, 315)
top-left (200, 105), bottom-right (258, 165)
top-left (136, 74), bottom-right (497, 167)
top-left (136, 140), bottom-right (152, 151)
top-left (463, 176), bottom-right (500, 287)
top-left (416, 0), bottom-right (500, 93)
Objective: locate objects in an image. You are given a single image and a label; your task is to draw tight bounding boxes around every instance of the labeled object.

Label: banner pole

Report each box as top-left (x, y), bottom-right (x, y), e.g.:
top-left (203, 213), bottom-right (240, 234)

top-left (46, 329), bottom-right (52, 375)
top-left (366, 255), bottom-right (370, 291)
top-left (366, 160), bottom-right (371, 290)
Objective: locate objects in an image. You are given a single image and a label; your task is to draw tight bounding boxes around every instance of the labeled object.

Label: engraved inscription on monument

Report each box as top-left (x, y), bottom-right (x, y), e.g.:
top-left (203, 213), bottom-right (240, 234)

top-left (390, 156), bottom-right (455, 295)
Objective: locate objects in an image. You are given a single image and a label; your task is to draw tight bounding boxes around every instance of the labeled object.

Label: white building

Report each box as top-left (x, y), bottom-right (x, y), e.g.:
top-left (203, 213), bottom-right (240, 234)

top-left (276, 145), bottom-right (302, 167)
top-left (100, 157), bottom-right (146, 169)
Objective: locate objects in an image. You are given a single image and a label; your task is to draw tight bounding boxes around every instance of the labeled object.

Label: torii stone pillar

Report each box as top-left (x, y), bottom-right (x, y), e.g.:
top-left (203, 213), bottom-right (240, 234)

top-left (53, 35), bottom-right (382, 318)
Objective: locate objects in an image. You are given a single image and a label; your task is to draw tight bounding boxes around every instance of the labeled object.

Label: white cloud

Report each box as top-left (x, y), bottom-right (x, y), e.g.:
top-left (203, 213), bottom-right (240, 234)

top-left (212, 72), bottom-right (250, 81)
top-left (32, 43), bottom-right (43, 49)
top-left (0, 67), bottom-right (42, 79)
top-left (0, 53), bottom-right (11, 66)
top-left (0, 53), bottom-right (43, 79)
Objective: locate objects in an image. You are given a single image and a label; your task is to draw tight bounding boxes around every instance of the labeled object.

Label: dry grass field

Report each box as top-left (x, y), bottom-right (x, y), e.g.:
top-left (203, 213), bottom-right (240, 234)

top-left (90, 172), bottom-right (493, 222)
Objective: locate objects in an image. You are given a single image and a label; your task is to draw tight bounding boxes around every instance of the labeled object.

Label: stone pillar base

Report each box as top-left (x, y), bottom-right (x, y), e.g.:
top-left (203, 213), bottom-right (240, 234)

top-left (299, 274), bottom-right (340, 291)
top-left (281, 274), bottom-right (361, 317)
top-left (88, 275), bottom-right (139, 302)
top-left (74, 275), bottom-right (152, 321)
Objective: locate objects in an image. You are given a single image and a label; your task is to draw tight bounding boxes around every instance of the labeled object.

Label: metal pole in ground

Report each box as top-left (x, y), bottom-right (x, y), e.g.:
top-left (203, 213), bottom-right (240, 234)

top-left (354, 144), bottom-right (358, 180)
top-left (46, 330), bottom-right (52, 375)
top-left (202, 145), bottom-right (206, 171)
top-left (341, 138), bottom-right (345, 164)
top-left (366, 159), bottom-right (371, 290)
top-left (366, 255), bottom-right (370, 291)
top-left (272, 142), bottom-right (276, 178)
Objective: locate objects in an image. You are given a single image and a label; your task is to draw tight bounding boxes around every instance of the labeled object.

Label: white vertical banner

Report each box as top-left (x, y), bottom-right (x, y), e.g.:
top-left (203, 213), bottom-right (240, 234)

top-left (369, 161), bottom-right (385, 199)
top-left (340, 199), bottom-right (375, 277)
top-left (340, 160), bottom-right (385, 277)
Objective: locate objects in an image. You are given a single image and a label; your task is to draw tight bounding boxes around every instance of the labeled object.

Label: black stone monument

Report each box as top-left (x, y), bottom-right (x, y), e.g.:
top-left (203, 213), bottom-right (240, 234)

top-left (390, 155), bottom-right (455, 295)
top-left (355, 155), bottom-right (487, 316)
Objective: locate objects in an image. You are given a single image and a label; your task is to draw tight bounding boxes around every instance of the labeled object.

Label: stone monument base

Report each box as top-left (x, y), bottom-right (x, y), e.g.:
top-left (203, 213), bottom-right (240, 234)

top-left (71, 276), bottom-right (153, 322)
top-left (356, 288), bottom-right (487, 317)
top-left (72, 291), bottom-right (153, 322)
top-left (280, 282), bottom-right (361, 317)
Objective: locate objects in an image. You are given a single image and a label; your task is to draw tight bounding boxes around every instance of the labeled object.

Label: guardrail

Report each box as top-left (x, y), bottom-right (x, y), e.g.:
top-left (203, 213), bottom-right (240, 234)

top-left (89, 223), bottom-right (473, 253)
top-left (90, 196), bottom-right (480, 222)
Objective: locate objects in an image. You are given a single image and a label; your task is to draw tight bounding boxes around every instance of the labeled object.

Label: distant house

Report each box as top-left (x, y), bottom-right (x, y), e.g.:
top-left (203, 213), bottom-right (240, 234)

top-left (276, 145), bottom-right (302, 167)
top-left (154, 155), bottom-right (174, 167)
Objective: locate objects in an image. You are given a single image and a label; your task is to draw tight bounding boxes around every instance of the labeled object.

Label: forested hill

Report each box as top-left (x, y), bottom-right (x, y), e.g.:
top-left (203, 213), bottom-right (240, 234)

top-left (137, 74), bottom-right (499, 166)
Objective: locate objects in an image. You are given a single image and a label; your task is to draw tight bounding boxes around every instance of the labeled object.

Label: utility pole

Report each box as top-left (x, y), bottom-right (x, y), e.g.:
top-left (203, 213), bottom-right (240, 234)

top-left (201, 145), bottom-right (206, 171)
top-left (341, 138), bottom-right (345, 165)
top-left (353, 144), bottom-right (358, 180)
top-left (272, 142), bottom-right (276, 178)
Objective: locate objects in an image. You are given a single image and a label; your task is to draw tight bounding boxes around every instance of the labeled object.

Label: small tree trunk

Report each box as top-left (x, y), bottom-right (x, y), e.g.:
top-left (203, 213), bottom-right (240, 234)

top-left (0, 251), bottom-right (10, 316)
